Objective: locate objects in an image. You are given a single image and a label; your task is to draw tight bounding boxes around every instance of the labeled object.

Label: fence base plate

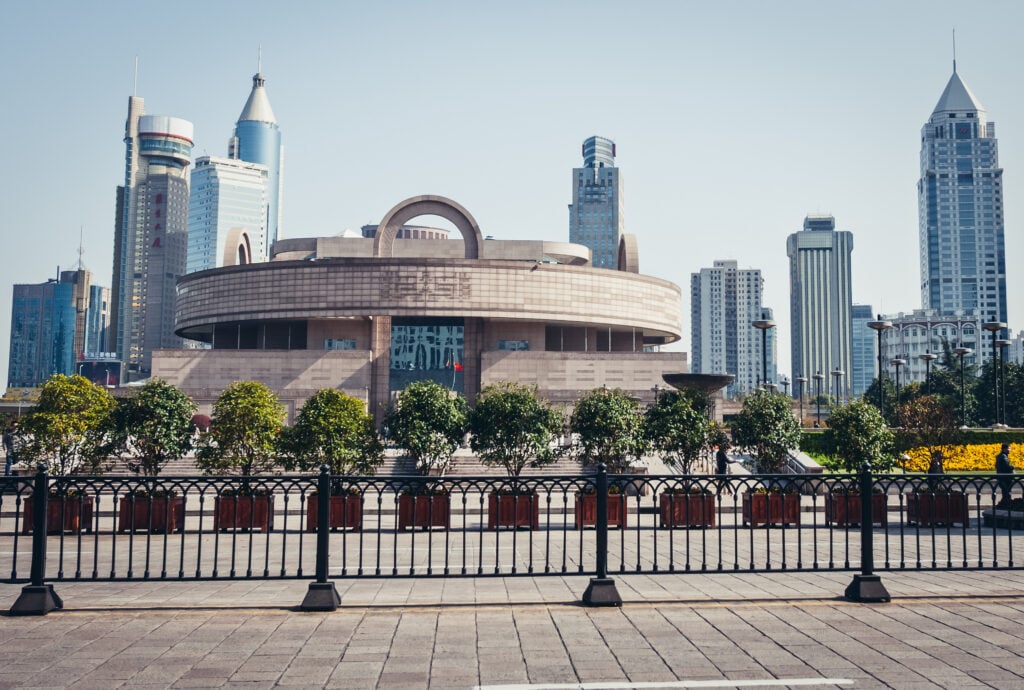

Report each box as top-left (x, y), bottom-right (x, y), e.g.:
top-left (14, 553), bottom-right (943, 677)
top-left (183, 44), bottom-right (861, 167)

top-left (10, 584), bottom-right (63, 616)
top-left (583, 577), bottom-right (623, 607)
top-left (300, 582), bottom-right (341, 611)
top-left (845, 574), bottom-right (891, 603)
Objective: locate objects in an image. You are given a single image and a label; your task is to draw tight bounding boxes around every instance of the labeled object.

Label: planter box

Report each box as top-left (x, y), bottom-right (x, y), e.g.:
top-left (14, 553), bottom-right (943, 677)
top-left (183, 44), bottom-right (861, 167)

top-left (22, 496), bottom-right (94, 534)
top-left (214, 495), bottom-right (275, 533)
top-left (487, 492), bottom-right (539, 530)
top-left (907, 491), bottom-right (968, 527)
top-left (397, 494), bottom-right (451, 530)
top-left (825, 493), bottom-right (888, 527)
top-left (742, 493), bottom-right (800, 527)
top-left (118, 496), bottom-right (185, 533)
top-left (305, 494), bottom-right (362, 532)
top-left (575, 493), bottom-right (628, 529)
top-left (659, 493), bottom-right (716, 528)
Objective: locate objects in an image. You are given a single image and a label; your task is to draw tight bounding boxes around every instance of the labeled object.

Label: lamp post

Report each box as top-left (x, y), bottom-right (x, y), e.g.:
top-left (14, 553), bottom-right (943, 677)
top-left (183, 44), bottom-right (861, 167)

top-left (780, 375), bottom-right (790, 398)
top-left (830, 368), bottom-right (845, 406)
top-left (813, 371), bottom-right (824, 427)
top-left (867, 315), bottom-right (893, 413)
top-left (752, 319), bottom-right (776, 390)
top-left (953, 344), bottom-right (973, 428)
top-left (919, 351), bottom-right (937, 396)
top-left (796, 375), bottom-right (807, 426)
top-left (890, 357), bottom-right (906, 409)
top-left (996, 339), bottom-right (1011, 428)
top-left (983, 320), bottom-right (1006, 428)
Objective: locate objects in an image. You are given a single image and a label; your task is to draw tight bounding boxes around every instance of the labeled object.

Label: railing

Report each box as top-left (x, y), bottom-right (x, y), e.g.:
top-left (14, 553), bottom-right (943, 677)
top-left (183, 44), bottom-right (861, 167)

top-left (2, 463), bottom-right (1022, 614)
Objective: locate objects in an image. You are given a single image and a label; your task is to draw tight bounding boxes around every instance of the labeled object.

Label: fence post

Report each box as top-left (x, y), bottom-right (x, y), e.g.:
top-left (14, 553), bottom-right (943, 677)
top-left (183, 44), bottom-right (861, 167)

top-left (300, 465), bottom-right (341, 611)
top-left (844, 461), bottom-right (891, 603)
top-left (582, 463), bottom-right (622, 606)
top-left (10, 464), bottom-right (63, 615)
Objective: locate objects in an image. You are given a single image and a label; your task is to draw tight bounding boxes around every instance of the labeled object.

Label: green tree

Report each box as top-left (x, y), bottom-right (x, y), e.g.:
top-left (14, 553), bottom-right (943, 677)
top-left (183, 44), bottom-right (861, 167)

top-left (893, 395), bottom-right (962, 470)
top-left (105, 379), bottom-right (197, 476)
top-left (279, 389), bottom-right (383, 476)
top-left (468, 382), bottom-right (564, 477)
top-left (644, 390), bottom-right (710, 474)
top-left (569, 387), bottom-right (646, 473)
top-left (385, 380), bottom-right (468, 476)
top-left (730, 389), bottom-right (802, 473)
top-left (863, 376), bottom-right (898, 422)
top-left (196, 381), bottom-right (286, 476)
top-left (18, 374), bottom-right (115, 475)
top-left (823, 399), bottom-right (895, 472)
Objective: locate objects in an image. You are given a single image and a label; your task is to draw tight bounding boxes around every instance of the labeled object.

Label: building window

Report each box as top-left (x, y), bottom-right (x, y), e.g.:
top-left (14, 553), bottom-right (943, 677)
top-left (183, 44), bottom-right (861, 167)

top-left (325, 338), bottom-right (356, 351)
top-left (498, 340), bottom-right (529, 351)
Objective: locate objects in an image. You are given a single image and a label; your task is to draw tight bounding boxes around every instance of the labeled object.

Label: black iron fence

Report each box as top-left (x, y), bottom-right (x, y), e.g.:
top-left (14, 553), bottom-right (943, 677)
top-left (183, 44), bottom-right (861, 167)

top-left (2, 463), bottom-right (1023, 614)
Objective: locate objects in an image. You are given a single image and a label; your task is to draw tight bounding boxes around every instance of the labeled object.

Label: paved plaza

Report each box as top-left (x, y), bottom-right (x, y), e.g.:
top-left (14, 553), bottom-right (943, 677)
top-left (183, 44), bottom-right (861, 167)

top-left (2, 568), bottom-right (1024, 688)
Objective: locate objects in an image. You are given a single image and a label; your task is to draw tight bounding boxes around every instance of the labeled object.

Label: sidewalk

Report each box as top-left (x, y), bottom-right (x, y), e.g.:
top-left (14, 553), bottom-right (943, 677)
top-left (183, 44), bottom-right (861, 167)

top-left (3, 569), bottom-right (1024, 688)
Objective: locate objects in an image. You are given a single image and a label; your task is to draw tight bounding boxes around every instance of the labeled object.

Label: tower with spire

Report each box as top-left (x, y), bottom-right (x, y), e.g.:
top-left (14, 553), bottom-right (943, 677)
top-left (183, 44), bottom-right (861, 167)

top-left (229, 67), bottom-right (283, 247)
top-left (918, 62), bottom-right (1007, 336)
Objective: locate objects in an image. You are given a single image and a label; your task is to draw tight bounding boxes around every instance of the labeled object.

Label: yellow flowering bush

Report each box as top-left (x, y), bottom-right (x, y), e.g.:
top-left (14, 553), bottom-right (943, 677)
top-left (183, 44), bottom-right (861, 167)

top-left (902, 443), bottom-right (1023, 473)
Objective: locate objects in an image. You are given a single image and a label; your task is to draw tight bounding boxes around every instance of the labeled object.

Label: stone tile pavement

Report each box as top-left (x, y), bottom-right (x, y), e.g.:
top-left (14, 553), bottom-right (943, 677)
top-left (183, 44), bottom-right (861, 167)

top-left (3, 569), bottom-right (1024, 688)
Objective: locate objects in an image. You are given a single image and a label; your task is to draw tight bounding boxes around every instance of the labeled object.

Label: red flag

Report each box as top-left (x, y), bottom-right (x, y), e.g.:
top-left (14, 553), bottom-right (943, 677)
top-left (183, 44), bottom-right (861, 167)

top-left (453, 361), bottom-right (463, 372)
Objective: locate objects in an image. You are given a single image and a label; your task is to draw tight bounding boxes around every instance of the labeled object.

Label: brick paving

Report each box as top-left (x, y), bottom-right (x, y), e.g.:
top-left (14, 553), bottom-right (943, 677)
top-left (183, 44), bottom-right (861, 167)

top-left (2, 569), bottom-right (1024, 688)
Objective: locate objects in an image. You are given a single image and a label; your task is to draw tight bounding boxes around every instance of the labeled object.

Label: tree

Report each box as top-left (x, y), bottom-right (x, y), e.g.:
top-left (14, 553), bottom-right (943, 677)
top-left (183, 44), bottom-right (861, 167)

top-left (196, 381), bottom-right (286, 477)
top-left (730, 389), bottom-right (802, 473)
top-left (279, 389), bottom-right (383, 475)
top-left (468, 382), bottom-right (564, 477)
top-left (384, 380), bottom-right (468, 476)
top-left (863, 376), bottom-right (898, 422)
top-left (893, 395), bottom-right (962, 470)
top-left (823, 399), bottom-right (895, 473)
top-left (105, 379), bottom-right (197, 476)
top-left (644, 390), bottom-right (710, 474)
top-left (17, 374), bottom-right (115, 475)
top-left (569, 387), bottom-right (646, 473)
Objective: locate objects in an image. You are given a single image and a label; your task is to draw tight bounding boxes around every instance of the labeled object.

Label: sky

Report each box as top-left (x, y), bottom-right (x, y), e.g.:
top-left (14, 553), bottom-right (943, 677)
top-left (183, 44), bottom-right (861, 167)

top-left (2, 0), bottom-right (1023, 393)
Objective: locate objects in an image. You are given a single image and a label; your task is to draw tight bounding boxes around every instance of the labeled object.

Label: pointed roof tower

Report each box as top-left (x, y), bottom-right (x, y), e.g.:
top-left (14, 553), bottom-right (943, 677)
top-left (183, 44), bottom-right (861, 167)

top-left (931, 69), bottom-right (985, 116)
top-left (238, 72), bottom-right (277, 125)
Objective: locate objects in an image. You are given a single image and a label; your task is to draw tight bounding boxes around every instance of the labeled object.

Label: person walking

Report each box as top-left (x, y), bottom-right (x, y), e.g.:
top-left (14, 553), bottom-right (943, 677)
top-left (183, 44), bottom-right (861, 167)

top-left (996, 443), bottom-right (1014, 507)
top-left (3, 422), bottom-right (16, 477)
top-left (715, 441), bottom-right (734, 496)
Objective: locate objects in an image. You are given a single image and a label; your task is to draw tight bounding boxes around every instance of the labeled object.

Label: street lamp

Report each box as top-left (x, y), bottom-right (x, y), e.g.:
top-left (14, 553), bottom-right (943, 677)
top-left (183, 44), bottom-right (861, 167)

top-left (995, 339), bottom-right (1011, 428)
top-left (780, 375), bottom-right (790, 397)
top-left (796, 375), bottom-right (807, 426)
top-left (831, 368), bottom-right (845, 405)
top-left (919, 351), bottom-right (937, 396)
top-left (890, 357), bottom-right (906, 408)
top-left (953, 344), bottom-right (973, 428)
top-left (813, 371), bottom-right (824, 427)
top-left (752, 319), bottom-right (776, 390)
top-left (983, 320), bottom-right (1006, 428)
top-left (867, 315), bottom-right (893, 413)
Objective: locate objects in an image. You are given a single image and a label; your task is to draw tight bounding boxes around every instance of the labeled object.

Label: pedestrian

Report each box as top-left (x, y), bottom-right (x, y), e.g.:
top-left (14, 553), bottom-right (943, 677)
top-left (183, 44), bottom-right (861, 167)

top-left (715, 442), bottom-right (734, 496)
top-left (996, 443), bottom-right (1014, 507)
top-left (927, 450), bottom-right (945, 492)
top-left (3, 422), bottom-right (16, 477)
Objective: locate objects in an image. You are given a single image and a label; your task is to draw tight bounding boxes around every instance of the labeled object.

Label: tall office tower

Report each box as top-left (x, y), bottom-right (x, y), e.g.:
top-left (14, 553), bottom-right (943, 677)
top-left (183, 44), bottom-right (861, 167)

top-left (84, 284), bottom-right (111, 357)
top-left (187, 156), bottom-right (269, 273)
top-left (850, 304), bottom-right (875, 398)
top-left (760, 306), bottom-right (778, 388)
top-left (228, 72), bottom-right (283, 247)
top-left (787, 214), bottom-right (854, 397)
top-left (918, 65), bottom-right (1007, 349)
top-left (110, 96), bottom-right (194, 380)
top-left (690, 260), bottom-right (766, 397)
top-left (569, 136), bottom-right (624, 269)
top-left (7, 276), bottom-right (77, 387)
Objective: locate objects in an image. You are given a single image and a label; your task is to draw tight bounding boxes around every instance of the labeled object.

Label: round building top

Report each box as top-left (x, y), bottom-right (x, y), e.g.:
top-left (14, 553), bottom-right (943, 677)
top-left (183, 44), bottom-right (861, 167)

top-left (138, 115), bottom-right (194, 144)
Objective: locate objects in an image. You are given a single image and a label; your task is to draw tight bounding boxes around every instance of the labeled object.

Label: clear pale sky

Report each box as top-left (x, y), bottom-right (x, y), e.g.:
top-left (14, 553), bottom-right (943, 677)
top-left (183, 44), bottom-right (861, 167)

top-left (2, 0), bottom-right (1022, 393)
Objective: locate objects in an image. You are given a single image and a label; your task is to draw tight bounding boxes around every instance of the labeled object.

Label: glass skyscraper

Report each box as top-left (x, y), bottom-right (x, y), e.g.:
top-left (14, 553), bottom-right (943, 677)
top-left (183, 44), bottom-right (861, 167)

top-left (850, 304), bottom-right (875, 398)
top-left (569, 136), bottom-right (624, 269)
top-left (229, 72), bottom-right (283, 247)
top-left (918, 66), bottom-right (1007, 340)
top-left (187, 156), bottom-right (269, 273)
top-left (7, 277), bottom-right (76, 388)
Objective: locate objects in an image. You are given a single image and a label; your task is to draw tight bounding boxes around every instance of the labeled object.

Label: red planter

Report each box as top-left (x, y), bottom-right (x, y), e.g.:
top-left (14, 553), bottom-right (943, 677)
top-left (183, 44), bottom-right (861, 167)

top-left (907, 492), bottom-right (968, 527)
top-left (742, 493), bottom-right (800, 527)
top-left (575, 493), bottom-right (627, 529)
top-left (214, 495), bottom-right (275, 533)
top-left (659, 493), bottom-right (716, 528)
top-left (22, 496), bottom-right (94, 534)
top-left (306, 494), bottom-right (362, 532)
top-left (825, 493), bottom-right (888, 527)
top-left (397, 494), bottom-right (451, 530)
top-left (487, 492), bottom-right (539, 530)
top-left (118, 496), bottom-right (185, 533)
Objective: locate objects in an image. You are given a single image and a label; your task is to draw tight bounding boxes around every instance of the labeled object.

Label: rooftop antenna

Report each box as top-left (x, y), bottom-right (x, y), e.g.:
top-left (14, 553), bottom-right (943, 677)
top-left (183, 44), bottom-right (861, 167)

top-left (133, 55), bottom-right (139, 96)
top-left (76, 226), bottom-right (85, 270)
top-left (952, 28), bottom-right (957, 73)
top-left (258, 44), bottom-right (262, 73)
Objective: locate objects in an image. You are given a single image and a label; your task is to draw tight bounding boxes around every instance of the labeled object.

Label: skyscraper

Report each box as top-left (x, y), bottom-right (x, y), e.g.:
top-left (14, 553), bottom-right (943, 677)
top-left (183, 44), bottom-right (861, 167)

top-left (110, 96), bottom-right (194, 380)
top-left (8, 275), bottom-right (76, 388)
top-left (229, 72), bottom-right (283, 247)
top-left (187, 156), bottom-right (269, 273)
top-left (569, 136), bottom-right (623, 269)
top-left (918, 65), bottom-right (1007, 337)
top-left (787, 214), bottom-right (854, 396)
top-left (850, 304), bottom-right (875, 398)
top-left (690, 260), bottom-right (766, 397)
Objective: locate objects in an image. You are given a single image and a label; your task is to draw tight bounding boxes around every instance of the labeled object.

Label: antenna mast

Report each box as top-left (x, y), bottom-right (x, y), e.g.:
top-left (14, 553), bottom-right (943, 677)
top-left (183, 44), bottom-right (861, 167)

top-left (133, 55), bottom-right (139, 95)
top-left (258, 44), bottom-right (262, 73)
top-left (77, 226), bottom-right (85, 270)
top-left (952, 28), bottom-right (957, 73)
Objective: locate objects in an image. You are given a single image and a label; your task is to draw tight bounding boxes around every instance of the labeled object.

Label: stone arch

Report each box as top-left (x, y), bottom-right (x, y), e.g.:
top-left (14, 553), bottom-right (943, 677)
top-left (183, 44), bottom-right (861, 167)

top-left (223, 227), bottom-right (253, 266)
top-left (373, 195), bottom-right (484, 259)
top-left (617, 233), bottom-right (639, 273)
